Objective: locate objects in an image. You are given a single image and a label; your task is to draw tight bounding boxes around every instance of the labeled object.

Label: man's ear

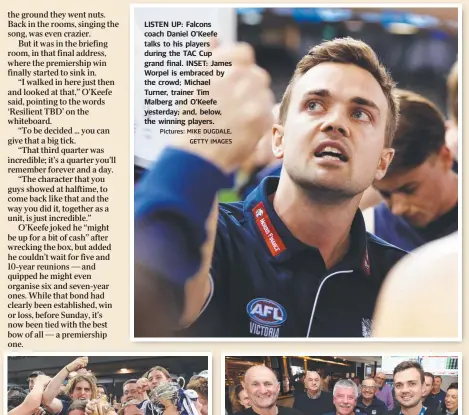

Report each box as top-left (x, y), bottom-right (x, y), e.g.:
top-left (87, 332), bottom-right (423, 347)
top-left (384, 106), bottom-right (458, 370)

top-left (272, 124), bottom-right (285, 160)
top-left (375, 148), bottom-right (395, 181)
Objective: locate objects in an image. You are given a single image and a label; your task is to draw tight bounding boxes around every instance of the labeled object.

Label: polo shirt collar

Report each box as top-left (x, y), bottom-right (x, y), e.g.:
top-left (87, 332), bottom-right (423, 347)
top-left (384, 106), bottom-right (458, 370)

top-left (244, 177), bottom-right (371, 274)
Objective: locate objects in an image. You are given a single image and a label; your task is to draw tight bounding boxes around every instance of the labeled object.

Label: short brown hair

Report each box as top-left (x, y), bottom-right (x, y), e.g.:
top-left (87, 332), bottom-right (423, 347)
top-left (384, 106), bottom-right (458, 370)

top-left (68, 399), bottom-right (88, 414)
top-left (386, 89), bottom-right (446, 175)
top-left (187, 377), bottom-right (208, 400)
top-left (393, 361), bottom-right (425, 384)
top-left (447, 61), bottom-right (458, 123)
top-left (66, 374), bottom-right (97, 400)
top-left (424, 372), bottom-right (434, 381)
top-left (279, 37), bottom-right (399, 147)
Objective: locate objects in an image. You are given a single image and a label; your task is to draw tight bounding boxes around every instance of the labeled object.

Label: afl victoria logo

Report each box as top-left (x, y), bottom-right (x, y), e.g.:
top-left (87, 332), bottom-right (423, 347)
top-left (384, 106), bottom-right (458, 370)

top-left (255, 208), bottom-right (264, 218)
top-left (247, 298), bottom-right (287, 326)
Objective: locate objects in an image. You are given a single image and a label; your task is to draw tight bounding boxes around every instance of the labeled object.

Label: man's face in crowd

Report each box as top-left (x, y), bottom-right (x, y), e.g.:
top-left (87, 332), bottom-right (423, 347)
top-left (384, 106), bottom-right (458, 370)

top-left (373, 149), bottom-right (453, 228)
top-left (333, 386), bottom-right (357, 415)
top-left (238, 389), bottom-right (251, 409)
top-left (305, 371), bottom-right (321, 394)
top-left (71, 380), bottom-right (93, 400)
top-left (360, 379), bottom-right (376, 400)
top-left (352, 378), bottom-right (360, 387)
top-left (244, 366), bottom-right (280, 410)
top-left (445, 389), bottom-right (458, 412)
top-left (274, 62), bottom-right (392, 202)
top-left (394, 368), bottom-right (424, 410)
top-left (123, 404), bottom-right (143, 415)
top-left (432, 376), bottom-right (442, 393)
top-left (97, 387), bottom-right (106, 399)
top-left (123, 382), bottom-right (139, 402)
top-left (374, 373), bottom-right (386, 389)
top-left (148, 370), bottom-right (168, 390)
top-left (422, 376), bottom-right (433, 398)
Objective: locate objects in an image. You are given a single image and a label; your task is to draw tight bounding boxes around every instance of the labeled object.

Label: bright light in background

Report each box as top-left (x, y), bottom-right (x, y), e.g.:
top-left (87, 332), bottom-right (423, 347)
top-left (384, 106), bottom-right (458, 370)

top-left (119, 368), bottom-right (130, 373)
top-left (386, 22), bottom-right (419, 35)
top-left (240, 11), bottom-right (262, 26)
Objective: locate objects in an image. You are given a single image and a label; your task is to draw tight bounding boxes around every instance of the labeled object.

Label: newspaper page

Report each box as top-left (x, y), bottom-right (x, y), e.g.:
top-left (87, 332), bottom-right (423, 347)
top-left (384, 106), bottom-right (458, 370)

top-left (1, 1), bottom-right (464, 415)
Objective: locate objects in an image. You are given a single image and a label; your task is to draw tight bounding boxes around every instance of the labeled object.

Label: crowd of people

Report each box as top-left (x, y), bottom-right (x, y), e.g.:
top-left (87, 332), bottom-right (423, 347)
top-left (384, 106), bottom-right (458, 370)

top-left (8, 357), bottom-right (209, 415)
top-left (227, 361), bottom-right (458, 415)
top-left (134, 32), bottom-right (459, 338)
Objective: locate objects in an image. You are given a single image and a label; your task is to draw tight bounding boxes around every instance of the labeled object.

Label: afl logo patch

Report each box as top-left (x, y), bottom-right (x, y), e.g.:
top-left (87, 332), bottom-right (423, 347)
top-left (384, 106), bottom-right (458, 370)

top-left (255, 208), bottom-right (264, 218)
top-left (247, 298), bottom-right (287, 326)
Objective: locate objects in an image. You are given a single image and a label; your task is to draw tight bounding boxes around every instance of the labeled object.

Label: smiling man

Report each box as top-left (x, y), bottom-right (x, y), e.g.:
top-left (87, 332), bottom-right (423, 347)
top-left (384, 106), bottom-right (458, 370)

top-left (364, 89), bottom-right (458, 251)
top-left (323, 379), bottom-right (365, 415)
top-left (355, 378), bottom-right (387, 415)
top-left (134, 37), bottom-right (406, 338)
top-left (389, 361), bottom-right (440, 415)
top-left (242, 366), bottom-right (302, 415)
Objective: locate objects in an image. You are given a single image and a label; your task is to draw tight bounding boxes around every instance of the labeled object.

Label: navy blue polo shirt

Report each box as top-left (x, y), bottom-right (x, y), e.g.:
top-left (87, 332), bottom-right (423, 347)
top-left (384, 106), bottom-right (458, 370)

top-left (355, 396), bottom-right (387, 415)
top-left (135, 147), bottom-right (407, 338)
top-left (374, 202), bottom-right (458, 252)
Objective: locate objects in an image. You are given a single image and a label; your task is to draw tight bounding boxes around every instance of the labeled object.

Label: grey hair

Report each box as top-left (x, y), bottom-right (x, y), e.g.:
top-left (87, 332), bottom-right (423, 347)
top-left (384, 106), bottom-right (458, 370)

top-left (333, 379), bottom-right (358, 398)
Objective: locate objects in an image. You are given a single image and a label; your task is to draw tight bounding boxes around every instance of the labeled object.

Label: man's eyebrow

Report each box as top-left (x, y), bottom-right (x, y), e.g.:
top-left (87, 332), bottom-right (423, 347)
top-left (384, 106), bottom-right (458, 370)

top-left (350, 96), bottom-right (380, 114)
top-left (304, 89), bottom-right (331, 98)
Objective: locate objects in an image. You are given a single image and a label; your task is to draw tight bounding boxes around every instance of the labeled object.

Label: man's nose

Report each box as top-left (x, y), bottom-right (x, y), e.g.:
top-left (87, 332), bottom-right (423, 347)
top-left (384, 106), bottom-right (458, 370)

top-left (319, 107), bottom-right (350, 137)
top-left (390, 194), bottom-right (409, 216)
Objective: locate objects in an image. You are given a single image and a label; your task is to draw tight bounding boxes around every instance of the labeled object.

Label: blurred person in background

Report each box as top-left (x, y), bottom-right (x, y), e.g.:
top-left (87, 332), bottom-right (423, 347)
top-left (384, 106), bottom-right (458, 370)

top-left (364, 89), bottom-right (458, 252)
top-left (8, 375), bottom-right (50, 415)
top-left (97, 385), bottom-right (108, 401)
top-left (134, 37), bottom-right (407, 338)
top-left (122, 380), bottom-right (141, 404)
top-left (443, 383), bottom-right (458, 415)
top-left (430, 376), bottom-right (446, 406)
top-left (322, 379), bottom-right (365, 415)
top-left (371, 60), bottom-right (459, 339)
top-left (293, 370), bottom-right (334, 415)
top-left (229, 384), bottom-right (251, 414)
top-left (351, 376), bottom-right (360, 387)
top-left (242, 365), bottom-right (303, 414)
top-left (292, 373), bottom-right (305, 397)
top-left (373, 373), bottom-right (393, 410)
top-left (355, 378), bottom-right (386, 415)
top-left (421, 373), bottom-right (441, 412)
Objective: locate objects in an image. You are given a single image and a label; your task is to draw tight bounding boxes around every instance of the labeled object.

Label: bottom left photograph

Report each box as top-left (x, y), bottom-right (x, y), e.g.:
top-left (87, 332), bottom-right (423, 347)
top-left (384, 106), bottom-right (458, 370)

top-left (6, 354), bottom-right (210, 415)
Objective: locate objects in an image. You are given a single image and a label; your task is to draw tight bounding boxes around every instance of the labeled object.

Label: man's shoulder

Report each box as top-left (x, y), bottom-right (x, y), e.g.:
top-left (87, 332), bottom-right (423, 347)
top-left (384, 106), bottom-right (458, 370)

top-left (373, 397), bottom-right (387, 407)
top-left (366, 231), bottom-right (408, 272)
